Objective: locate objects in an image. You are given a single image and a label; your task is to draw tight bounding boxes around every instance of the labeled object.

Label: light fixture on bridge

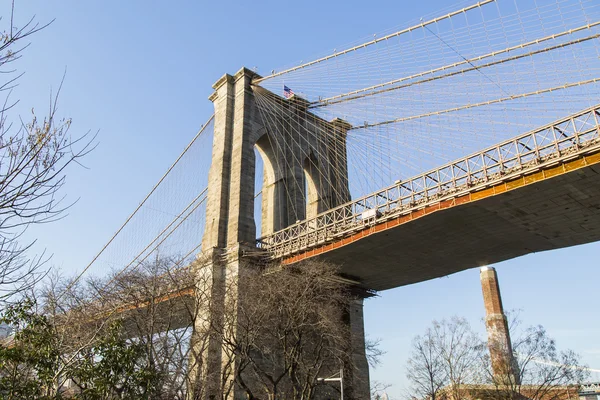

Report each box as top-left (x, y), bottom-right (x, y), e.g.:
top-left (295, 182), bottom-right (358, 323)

top-left (317, 368), bottom-right (344, 400)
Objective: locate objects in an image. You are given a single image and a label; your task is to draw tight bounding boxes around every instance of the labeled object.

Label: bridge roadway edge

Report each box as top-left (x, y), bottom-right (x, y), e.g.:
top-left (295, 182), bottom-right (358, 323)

top-left (281, 150), bottom-right (600, 291)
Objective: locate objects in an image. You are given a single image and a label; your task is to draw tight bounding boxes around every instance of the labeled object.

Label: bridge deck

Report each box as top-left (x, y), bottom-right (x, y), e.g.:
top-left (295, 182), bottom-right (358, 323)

top-left (290, 152), bottom-right (600, 290)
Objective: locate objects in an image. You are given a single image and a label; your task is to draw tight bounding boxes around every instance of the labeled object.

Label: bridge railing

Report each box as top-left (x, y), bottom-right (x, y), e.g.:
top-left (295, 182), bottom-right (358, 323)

top-left (257, 105), bottom-right (600, 259)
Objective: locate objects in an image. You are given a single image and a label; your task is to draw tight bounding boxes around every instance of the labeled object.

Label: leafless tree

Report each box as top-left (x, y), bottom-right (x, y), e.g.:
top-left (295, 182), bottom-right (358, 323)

top-left (0, 4), bottom-right (95, 303)
top-left (407, 314), bottom-right (588, 400)
top-left (6, 254), bottom-right (378, 399)
top-left (366, 337), bottom-right (385, 369)
top-left (435, 317), bottom-right (486, 398)
top-left (406, 317), bottom-right (484, 400)
top-left (210, 260), bottom-right (369, 400)
top-left (60, 257), bottom-right (373, 400)
top-left (84, 255), bottom-right (205, 399)
top-left (406, 326), bottom-right (447, 400)
top-left (482, 323), bottom-right (589, 400)
top-left (371, 380), bottom-right (392, 400)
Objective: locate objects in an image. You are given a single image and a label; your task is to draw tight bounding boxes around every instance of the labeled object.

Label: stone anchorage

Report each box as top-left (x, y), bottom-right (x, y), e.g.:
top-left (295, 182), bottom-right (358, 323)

top-left (188, 67), bottom-right (370, 399)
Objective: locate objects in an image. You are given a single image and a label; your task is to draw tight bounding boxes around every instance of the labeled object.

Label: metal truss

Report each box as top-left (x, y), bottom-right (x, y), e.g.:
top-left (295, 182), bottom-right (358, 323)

top-left (257, 105), bottom-right (600, 260)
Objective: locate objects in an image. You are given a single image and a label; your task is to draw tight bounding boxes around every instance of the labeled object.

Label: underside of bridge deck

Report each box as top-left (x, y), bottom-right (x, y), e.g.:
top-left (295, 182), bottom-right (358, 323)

top-left (294, 156), bottom-right (600, 291)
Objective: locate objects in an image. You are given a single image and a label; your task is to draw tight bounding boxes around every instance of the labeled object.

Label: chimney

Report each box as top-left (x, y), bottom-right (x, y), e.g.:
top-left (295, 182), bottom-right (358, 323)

top-left (480, 266), bottom-right (520, 384)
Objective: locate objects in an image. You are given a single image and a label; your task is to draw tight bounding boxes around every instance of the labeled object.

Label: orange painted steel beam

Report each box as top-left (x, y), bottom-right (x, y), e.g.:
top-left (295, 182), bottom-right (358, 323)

top-left (99, 286), bottom-right (196, 318)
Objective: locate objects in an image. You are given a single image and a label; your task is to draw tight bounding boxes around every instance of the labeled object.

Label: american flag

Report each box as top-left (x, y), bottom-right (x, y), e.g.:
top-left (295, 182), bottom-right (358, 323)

top-left (283, 85), bottom-right (294, 99)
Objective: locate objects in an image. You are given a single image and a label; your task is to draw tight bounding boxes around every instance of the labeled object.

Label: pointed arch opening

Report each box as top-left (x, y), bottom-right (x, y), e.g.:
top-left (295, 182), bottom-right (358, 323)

top-left (303, 154), bottom-right (320, 219)
top-left (254, 133), bottom-right (278, 237)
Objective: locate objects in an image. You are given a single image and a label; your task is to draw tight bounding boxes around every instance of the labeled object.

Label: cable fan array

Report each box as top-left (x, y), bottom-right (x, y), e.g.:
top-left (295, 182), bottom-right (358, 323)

top-left (60, 117), bottom-right (215, 301)
top-left (253, 0), bottom-right (600, 228)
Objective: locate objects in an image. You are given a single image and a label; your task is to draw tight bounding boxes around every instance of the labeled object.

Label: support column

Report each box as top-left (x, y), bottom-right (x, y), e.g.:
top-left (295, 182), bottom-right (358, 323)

top-left (202, 75), bottom-right (235, 250)
top-left (226, 68), bottom-right (262, 246)
top-left (188, 249), bottom-right (226, 400)
top-left (344, 297), bottom-right (371, 400)
top-left (190, 68), bottom-right (263, 400)
top-left (480, 266), bottom-right (520, 384)
top-left (190, 71), bottom-right (236, 399)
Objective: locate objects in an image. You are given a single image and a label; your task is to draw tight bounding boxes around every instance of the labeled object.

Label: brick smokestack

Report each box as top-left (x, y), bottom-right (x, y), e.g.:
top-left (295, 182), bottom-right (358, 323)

top-left (480, 266), bottom-right (520, 384)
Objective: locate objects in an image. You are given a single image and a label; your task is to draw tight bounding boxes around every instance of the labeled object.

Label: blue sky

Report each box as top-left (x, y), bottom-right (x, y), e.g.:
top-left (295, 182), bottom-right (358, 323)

top-left (3, 0), bottom-right (599, 398)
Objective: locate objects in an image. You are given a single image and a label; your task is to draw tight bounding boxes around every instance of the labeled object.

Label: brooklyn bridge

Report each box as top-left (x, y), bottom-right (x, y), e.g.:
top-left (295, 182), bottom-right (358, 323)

top-left (64, 0), bottom-right (600, 397)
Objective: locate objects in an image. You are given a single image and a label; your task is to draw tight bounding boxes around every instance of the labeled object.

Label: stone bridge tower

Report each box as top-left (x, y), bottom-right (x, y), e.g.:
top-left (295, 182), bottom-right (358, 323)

top-left (190, 68), bottom-right (369, 399)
